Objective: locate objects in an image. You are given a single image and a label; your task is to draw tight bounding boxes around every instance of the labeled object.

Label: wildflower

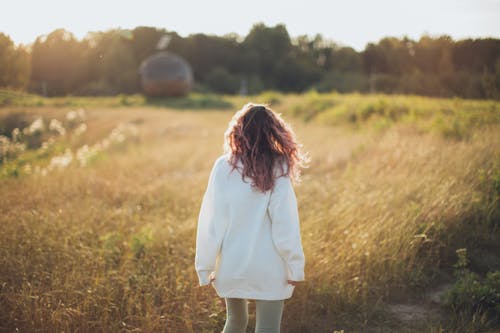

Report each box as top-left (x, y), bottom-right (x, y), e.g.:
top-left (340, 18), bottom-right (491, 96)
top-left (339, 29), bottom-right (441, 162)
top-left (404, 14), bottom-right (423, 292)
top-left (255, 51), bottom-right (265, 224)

top-left (107, 123), bottom-right (139, 146)
top-left (76, 145), bottom-right (90, 166)
top-left (0, 135), bottom-right (26, 161)
top-left (109, 128), bottom-right (126, 143)
top-left (76, 144), bottom-right (100, 167)
top-left (49, 119), bottom-right (66, 136)
top-left (66, 109), bottom-right (86, 126)
top-left (73, 123), bottom-right (87, 136)
top-left (11, 128), bottom-right (21, 142)
top-left (0, 135), bottom-right (10, 158)
top-left (23, 117), bottom-right (45, 135)
top-left (48, 148), bottom-right (73, 170)
top-left (40, 138), bottom-right (55, 151)
top-left (66, 111), bottom-right (77, 122)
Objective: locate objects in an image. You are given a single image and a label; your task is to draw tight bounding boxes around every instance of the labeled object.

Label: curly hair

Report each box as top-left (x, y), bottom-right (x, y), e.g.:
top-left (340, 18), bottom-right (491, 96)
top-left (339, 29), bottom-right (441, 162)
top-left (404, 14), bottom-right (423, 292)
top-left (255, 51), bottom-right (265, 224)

top-left (223, 102), bottom-right (310, 193)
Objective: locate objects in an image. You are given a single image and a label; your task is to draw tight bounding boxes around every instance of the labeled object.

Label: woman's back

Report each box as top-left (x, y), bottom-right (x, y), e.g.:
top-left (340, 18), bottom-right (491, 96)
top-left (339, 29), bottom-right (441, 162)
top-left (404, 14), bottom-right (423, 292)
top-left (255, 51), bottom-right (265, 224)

top-left (195, 152), bottom-right (305, 300)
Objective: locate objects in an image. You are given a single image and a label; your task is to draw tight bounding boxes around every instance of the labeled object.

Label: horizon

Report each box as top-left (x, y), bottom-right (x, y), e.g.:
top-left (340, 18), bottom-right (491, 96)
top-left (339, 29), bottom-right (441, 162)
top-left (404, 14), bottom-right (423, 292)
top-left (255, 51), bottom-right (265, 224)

top-left (2, 0), bottom-right (499, 51)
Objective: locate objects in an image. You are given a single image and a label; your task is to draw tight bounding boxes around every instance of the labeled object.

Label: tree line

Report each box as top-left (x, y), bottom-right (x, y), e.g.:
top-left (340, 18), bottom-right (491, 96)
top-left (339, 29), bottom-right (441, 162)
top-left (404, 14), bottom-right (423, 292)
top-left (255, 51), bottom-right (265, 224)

top-left (0, 23), bottom-right (499, 99)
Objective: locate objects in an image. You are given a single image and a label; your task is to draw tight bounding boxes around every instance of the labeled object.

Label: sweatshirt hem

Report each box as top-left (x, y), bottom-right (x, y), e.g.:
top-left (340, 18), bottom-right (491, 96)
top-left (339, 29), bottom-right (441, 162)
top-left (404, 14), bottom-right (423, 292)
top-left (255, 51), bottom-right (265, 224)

top-left (213, 288), bottom-right (294, 300)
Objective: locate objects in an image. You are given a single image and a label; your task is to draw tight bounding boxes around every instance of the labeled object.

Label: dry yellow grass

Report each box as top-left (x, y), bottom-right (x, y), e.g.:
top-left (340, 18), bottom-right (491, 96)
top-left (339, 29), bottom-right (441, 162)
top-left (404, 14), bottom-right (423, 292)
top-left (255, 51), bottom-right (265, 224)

top-left (0, 101), bottom-right (499, 332)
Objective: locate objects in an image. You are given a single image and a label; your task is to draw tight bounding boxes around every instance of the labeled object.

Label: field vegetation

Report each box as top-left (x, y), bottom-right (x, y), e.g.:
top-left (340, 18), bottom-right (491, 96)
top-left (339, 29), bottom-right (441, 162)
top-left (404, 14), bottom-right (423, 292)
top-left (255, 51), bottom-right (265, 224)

top-left (0, 91), bottom-right (499, 332)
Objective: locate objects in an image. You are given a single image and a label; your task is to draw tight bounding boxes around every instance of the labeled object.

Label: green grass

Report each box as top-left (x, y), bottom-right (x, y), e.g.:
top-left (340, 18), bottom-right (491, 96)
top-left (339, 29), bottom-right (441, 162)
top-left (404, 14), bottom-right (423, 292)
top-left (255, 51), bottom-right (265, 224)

top-left (0, 89), bottom-right (234, 110)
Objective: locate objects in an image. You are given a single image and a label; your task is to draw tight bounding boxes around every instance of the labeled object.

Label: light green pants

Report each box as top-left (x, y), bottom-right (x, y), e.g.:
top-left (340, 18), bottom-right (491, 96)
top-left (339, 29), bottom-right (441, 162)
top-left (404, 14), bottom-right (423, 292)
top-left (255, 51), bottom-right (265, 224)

top-left (222, 298), bottom-right (284, 333)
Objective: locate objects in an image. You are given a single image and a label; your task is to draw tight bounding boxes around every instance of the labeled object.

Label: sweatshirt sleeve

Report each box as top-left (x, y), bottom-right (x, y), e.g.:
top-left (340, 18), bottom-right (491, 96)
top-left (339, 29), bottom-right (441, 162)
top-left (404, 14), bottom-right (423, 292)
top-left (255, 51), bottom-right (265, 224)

top-left (195, 158), bottom-right (228, 286)
top-left (268, 174), bottom-right (306, 282)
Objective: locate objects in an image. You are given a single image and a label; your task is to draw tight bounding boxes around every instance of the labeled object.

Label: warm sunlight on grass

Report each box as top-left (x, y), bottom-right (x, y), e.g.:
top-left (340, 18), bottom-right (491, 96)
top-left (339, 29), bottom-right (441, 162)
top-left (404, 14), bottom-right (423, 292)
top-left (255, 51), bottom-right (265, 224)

top-left (1, 92), bottom-right (499, 332)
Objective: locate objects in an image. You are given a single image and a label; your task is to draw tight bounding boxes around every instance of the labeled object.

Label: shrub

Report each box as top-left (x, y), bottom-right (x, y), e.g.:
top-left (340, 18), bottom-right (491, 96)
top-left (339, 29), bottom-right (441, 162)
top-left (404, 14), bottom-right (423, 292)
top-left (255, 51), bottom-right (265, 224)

top-left (445, 248), bottom-right (500, 329)
top-left (0, 112), bottom-right (33, 139)
top-left (291, 91), bottom-right (336, 122)
top-left (256, 90), bottom-right (282, 106)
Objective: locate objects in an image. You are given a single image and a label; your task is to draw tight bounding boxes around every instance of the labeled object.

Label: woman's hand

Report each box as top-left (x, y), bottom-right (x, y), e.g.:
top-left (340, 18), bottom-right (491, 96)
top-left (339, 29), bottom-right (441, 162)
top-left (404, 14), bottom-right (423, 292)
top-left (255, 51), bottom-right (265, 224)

top-left (209, 271), bottom-right (216, 283)
top-left (287, 280), bottom-right (300, 286)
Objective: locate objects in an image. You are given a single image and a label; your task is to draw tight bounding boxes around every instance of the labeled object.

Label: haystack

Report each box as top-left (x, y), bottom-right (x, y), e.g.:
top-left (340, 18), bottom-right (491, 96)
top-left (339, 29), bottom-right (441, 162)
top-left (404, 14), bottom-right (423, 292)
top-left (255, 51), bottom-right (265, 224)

top-left (139, 51), bottom-right (193, 97)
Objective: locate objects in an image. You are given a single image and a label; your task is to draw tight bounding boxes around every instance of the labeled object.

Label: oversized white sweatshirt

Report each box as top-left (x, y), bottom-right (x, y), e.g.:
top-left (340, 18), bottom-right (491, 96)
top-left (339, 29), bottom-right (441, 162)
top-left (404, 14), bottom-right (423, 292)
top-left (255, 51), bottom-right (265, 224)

top-left (194, 153), bottom-right (305, 300)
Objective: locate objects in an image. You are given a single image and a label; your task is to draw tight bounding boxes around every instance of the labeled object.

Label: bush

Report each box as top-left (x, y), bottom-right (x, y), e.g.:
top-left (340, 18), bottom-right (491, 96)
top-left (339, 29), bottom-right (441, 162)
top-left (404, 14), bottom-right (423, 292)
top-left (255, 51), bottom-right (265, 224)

top-left (255, 90), bottom-right (282, 106)
top-left (0, 112), bottom-right (33, 139)
top-left (445, 248), bottom-right (500, 329)
top-left (75, 80), bottom-right (118, 96)
top-left (146, 93), bottom-right (233, 109)
top-left (314, 72), bottom-right (369, 93)
top-left (315, 104), bottom-right (358, 126)
top-left (291, 91), bottom-right (336, 122)
top-left (432, 116), bottom-right (470, 141)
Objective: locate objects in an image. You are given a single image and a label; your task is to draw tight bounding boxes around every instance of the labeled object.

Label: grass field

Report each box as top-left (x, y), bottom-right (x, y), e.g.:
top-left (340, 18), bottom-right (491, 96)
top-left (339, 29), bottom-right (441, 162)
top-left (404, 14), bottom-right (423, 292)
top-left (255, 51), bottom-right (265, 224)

top-left (1, 91), bottom-right (499, 332)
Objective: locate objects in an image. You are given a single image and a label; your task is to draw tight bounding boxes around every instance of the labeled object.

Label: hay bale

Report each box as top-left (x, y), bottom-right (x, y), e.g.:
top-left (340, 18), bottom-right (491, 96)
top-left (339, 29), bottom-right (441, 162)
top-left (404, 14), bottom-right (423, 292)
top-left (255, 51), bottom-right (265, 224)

top-left (139, 51), bottom-right (193, 97)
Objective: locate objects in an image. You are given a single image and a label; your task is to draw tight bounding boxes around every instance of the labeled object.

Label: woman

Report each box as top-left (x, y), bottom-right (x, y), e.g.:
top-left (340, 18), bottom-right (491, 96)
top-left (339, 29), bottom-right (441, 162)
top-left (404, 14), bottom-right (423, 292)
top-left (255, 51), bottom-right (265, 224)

top-left (195, 103), bottom-right (310, 333)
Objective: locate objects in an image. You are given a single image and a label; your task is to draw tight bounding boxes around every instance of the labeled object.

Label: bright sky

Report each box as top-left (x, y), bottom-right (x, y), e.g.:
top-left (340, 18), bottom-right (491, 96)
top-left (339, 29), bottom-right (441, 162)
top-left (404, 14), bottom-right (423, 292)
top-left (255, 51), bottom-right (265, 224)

top-left (2, 0), bottom-right (499, 50)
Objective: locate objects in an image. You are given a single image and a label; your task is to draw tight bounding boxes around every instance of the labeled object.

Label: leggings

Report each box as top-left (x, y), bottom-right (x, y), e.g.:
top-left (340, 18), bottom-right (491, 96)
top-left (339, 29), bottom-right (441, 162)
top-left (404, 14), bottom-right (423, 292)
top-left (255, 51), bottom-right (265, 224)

top-left (222, 298), bottom-right (284, 333)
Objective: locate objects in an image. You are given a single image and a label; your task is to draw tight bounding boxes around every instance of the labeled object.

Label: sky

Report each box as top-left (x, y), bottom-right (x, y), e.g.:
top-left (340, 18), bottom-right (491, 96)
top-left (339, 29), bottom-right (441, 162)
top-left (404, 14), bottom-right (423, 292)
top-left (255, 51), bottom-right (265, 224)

top-left (1, 0), bottom-right (499, 50)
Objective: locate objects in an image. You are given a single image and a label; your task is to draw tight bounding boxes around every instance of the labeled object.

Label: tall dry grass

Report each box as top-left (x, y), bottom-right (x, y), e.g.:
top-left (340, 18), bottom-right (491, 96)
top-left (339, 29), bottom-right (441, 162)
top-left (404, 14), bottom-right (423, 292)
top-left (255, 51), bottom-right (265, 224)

top-left (0, 97), bottom-right (499, 332)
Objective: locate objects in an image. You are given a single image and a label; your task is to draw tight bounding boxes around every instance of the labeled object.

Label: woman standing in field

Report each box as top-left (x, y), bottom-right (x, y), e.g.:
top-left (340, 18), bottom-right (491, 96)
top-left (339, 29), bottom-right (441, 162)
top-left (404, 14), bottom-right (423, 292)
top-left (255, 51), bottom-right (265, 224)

top-left (195, 103), bottom-right (309, 333)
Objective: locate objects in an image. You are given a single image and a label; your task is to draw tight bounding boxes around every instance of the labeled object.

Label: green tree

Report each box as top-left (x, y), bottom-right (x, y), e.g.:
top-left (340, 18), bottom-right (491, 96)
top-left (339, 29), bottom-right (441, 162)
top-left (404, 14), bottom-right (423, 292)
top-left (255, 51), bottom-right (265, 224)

top-left (0, 33), bottom-right (30, 89)
top-left (131, 26), bottom-right (168, 63)
top-left (176, 33), bottom-right (241, 83)
top-left (79, 29), bottom-right (138, 95)
top-left (242, 23), bottom-right (293, 88)
top-left (30, 29), bottom-right (83, 95)
top-left (204, 66), bottom-right (239, 94)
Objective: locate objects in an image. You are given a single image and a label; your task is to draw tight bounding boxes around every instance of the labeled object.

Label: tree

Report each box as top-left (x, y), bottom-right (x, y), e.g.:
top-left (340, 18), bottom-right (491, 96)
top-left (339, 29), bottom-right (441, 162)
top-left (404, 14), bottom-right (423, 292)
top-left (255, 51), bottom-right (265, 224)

top-left (131, 26), bottom-right (168, 63)
top-left (363, 37), bottom-right (415, 76)
top-left (1, 24), bottom-right (498, 99)
top-left (30, 29), bottom-right (82, 95)
top-left (0, 33), bottom-right (30, 89)
top-left (204, 66), bottom-right (239, 94)
top-left (242, 23), bottom-right (294, 88)
top-left (82, 30), bottom-right (138, 94)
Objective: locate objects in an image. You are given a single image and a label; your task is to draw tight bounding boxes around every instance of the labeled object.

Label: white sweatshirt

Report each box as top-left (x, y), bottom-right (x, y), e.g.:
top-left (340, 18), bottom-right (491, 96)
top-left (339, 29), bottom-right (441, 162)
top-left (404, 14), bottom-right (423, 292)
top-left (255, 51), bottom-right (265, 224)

top-left (195, 153), bottom-right (305, 300)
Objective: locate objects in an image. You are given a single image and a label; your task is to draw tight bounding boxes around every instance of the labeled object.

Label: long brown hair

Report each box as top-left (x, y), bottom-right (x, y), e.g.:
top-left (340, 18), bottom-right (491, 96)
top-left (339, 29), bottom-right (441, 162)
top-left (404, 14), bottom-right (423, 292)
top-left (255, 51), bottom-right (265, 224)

top-left (223, 102), bottom-right (310, 193)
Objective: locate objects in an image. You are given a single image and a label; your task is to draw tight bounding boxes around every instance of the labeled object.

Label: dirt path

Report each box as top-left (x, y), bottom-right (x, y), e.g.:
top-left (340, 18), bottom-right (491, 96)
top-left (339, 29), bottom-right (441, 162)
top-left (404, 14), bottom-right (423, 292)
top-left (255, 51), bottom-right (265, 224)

top-left (388, 284), bottom-right (453, 324)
